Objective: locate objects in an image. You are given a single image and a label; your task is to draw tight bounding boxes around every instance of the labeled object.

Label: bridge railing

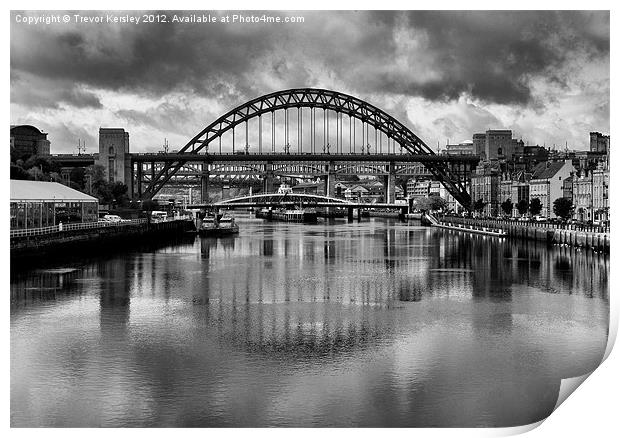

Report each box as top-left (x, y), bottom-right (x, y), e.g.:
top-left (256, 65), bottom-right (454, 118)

top-left (10, 218), bottom-right (148, 238)
top-left (441, 215), bottom-right (610, 234)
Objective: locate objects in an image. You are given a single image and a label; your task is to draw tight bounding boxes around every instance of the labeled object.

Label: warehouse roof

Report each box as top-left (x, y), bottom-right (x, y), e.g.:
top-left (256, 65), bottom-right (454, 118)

top-left (10, 180), bottom-right (97, 202)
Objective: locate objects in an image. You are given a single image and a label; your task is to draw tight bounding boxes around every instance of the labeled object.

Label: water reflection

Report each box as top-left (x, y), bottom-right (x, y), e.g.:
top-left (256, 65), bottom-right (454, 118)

top-left (11, 216), bottom-right (609, 427)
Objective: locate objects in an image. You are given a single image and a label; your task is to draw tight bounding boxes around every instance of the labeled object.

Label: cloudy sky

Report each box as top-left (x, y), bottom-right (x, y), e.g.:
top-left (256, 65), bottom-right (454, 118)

top-left (10, 10), bottom-right (609, 154)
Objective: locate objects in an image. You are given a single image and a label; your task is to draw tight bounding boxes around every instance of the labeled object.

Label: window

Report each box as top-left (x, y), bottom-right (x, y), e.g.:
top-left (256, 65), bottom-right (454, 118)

top-left (109, 146), bottom-right (115, 156)
top-left (108, 158), bottom-right (115, 182)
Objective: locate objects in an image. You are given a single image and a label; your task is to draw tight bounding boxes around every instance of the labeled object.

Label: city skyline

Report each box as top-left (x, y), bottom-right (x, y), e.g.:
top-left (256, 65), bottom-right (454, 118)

top-left (10, 10), bottom-right (609, 154)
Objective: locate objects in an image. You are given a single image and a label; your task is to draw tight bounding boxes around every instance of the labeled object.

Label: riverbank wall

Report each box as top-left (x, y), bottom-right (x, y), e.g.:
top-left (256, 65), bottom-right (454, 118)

top-left (10, 219), bottom-right (196, 262)
top-left (439, 217), bottom-right (609, 253)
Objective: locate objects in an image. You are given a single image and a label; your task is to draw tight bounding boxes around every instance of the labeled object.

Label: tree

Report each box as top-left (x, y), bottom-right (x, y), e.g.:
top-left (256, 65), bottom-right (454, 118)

top-left (27, 166), bottom-right (46, 181)
top-left (473, 198), bottom-right (486, 213)
top-left (23, 155), bottom-right (59, 174)
top-left (553, 197), bottom-right (573, 221)
top-left (110, 182), bottom-right (130, 207)
top-left (413, 197), bottom-right (428, 211)
top-left (501, 199), bottom-right (513, 216)
top-left (141, 199), bottom-right (158, 212)
top-left (69, 167), bottom-right (86, 190)
top-left (516, 199), bottom-right (529, 216)
top-left (428, 195), bottom-right (447, 212)
top-left (529, 198), bottom-right (543, 216)
top-left (10, 164), bottom-right (31, 180)
top-left (87, 165), bottom-right (114, 205)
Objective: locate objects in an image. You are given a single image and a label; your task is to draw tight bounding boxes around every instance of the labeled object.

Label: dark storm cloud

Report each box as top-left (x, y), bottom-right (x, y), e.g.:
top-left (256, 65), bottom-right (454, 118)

top-left (9, 10), bottom-right (609, 152)
top-left (10, 10), bottom-right (609, 108)
top-left (11, 10), bottom-right (291, 103)
top-left (11, 73), bottom-right (103, 109)
top-left (364, 11), bottom-right (609, 105)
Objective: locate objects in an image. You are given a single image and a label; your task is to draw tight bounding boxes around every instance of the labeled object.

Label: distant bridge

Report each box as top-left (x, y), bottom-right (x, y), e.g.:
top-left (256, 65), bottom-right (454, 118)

top-left (188, 193), bottom-right (408, 211)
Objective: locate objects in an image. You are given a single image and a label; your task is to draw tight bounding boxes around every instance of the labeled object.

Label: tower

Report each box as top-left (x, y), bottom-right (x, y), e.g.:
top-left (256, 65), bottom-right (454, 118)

top-left (97, 128), bottom-right (132, 193)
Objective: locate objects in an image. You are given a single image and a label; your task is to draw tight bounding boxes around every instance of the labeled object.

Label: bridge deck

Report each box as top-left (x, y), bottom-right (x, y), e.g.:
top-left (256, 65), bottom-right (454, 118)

top-left (189, 202), bottom-right (407, 209)
top-left (130, 153), bottom-right (479, 163)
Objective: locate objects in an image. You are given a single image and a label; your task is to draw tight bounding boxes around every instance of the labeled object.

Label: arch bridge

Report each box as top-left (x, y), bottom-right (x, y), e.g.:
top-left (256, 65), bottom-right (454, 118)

top-left (139, 88), bottom-right (475, 208)
top-left (189, 193), bottom-right (405, 211)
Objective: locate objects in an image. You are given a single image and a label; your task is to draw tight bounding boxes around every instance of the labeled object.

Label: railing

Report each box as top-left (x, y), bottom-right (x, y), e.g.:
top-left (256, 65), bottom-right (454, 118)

top-left (10, 218), bottom-right (147, 238)
top-left (441, 215), bottom-right (610, 234)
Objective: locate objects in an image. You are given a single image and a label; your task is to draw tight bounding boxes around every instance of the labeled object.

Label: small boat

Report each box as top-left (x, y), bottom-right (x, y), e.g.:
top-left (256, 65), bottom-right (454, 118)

top-left (256, 207), bottom-right (317, 223)
top-left (198, 214), bottom-right (239, 237)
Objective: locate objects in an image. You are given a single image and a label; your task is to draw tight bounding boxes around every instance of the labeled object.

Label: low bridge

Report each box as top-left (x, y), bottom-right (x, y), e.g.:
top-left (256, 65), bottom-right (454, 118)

top-left (188, 193), bottom-right (409, 215)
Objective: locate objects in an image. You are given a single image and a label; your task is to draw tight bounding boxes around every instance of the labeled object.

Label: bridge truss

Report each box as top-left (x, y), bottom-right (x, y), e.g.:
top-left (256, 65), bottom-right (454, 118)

top-left (139, 88), bottom-right (476, 207)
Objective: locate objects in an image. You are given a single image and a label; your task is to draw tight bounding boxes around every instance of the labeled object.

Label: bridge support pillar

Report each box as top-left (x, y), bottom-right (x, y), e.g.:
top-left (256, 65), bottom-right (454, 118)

top-left (136, 163), bottom-right (143, 198)
top-left (200, 167), bottom-right (210, 203)
top-left (346, 207), bottom-right (361, 222)
top-left (263, 162), bottom-right (275, 193)
top-left (399, 205), bottom-right (408, 222)
top-left (222, 179), bottom-right (230, 201)
top-left (324, 161), bottom-right (336, 197)
top-left (384, 163), bottom-right (396, 204)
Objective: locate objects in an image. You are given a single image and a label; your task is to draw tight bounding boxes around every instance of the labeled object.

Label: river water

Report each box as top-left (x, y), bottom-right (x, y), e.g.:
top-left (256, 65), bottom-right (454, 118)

top-left (10, 214), bottom-right (609, 427)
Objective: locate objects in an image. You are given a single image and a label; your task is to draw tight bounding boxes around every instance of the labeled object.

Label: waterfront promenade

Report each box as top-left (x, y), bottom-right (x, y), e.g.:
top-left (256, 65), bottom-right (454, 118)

top-left (10, 217), bottom-right (196, 261)
top-left (437, 216), bottom-right (610, 252)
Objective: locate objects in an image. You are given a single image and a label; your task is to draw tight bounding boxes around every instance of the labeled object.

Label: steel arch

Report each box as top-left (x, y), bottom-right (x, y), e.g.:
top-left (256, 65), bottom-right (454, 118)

top-left (142, 88), bottom-right (471, 207)
top-left (214, 193), bottom-right (351, 207)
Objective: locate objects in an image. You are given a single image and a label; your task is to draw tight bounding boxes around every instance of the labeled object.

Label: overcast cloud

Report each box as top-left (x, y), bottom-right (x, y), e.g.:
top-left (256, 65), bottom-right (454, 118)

top-left (10, 10), bottom-right (609, 153)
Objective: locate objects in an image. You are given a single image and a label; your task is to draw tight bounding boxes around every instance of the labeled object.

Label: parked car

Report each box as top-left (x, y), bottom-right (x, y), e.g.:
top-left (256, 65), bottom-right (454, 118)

top-left (532, 215), bottom-right (547, 222)
top-left (102, 214), bottom-right (123, 223)
top-left (151, 211), bottom-right (169, 222)
top-left (568, 219), bottom-right (585, 227)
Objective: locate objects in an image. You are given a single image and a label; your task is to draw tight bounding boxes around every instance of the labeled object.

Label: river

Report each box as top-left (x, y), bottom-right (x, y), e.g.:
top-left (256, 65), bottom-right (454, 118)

top-left (10, 214), bottom-right (609, 427)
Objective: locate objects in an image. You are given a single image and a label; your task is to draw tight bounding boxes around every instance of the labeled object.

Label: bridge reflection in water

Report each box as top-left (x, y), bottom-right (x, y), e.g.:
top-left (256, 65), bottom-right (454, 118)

top-left (10, 216), bottom-right (609, 427)
top-left (193, 222), bottom-right (607, 360)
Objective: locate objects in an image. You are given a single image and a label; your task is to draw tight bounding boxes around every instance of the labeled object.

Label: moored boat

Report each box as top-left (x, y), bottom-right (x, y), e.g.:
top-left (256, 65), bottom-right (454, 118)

top-left (198, 215), bottom-right (239, 237)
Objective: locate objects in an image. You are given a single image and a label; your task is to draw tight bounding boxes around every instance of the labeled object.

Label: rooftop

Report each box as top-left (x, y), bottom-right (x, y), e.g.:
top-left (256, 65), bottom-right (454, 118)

top-left (531, 161), bottom-right (571, 180)
top-left (10, 180), bottom-right (97, 202)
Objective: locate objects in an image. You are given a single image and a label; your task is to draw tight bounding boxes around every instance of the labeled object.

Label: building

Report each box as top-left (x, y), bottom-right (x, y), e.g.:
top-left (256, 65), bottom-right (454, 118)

top-left (499, 179), bottom-right (512, 214)
top-left (562, 175), bottom-right (573, 200)
top-left (592, 160), bottom-right (609, 222)
top-left (511, 179), bottom-right (530, 217)
top-left (97, 128), bottom-right (132, 192)
top-left (572, 171), bottom-right (593, 221)
top-left (485, 130), bottom-right (513, 159)
top-left (498, 170), bottom-right (531, 217)
top-left (511, 145), bottom-right (549, 172)
top-left (472, 130), bottom-right (524, 160)
top-left (292, 181), bottom-right (322, 195)
top-left (482, 130), bottom-right (515, 160)
top-left (472, 133), bottom-right (486, 157)
top-left (528, 160), bottom-right (575, 218)
top-left (438, 183), bottom-right (466, 213)
top-left (442, 140), bottom-right (475, 155)
top-left (10, 180), bottom-right (98, 230)
top-left (590, 132), bottom-right (610, 153)
top-left (406, 179), bottom-right (434, 199)
top-left (10, 125), bottom-right (51, 159)
top-left (343, 184), bottom-right (369, 201)
top-left (470, 161), bottom-right (501, 216)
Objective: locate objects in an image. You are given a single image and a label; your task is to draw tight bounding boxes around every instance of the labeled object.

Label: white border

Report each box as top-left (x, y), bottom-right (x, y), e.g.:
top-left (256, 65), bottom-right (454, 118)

top-left (3, 1), bottom-right (617, 437)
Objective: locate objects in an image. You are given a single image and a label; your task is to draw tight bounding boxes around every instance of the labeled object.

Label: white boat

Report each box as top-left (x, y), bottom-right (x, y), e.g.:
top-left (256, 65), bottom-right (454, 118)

top-left (198, 215), bottom-right (239, 237)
